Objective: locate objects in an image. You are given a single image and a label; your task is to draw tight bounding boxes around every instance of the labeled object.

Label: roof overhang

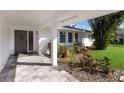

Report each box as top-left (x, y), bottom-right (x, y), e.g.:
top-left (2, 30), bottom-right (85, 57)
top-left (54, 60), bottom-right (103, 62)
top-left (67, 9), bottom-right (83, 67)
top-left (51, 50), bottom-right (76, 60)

top-left (57, 10), bottom-right (119, 26)
top-left (0, 10), bottom-right (118, 28)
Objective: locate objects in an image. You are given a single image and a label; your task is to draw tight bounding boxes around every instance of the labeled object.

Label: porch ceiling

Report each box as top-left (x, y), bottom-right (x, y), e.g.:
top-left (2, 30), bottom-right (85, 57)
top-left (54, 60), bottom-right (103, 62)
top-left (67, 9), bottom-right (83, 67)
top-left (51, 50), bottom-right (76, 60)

top-left (0, 10), bottom-right (63, 27)
top-left (0, 10), bottom-right (118, 27)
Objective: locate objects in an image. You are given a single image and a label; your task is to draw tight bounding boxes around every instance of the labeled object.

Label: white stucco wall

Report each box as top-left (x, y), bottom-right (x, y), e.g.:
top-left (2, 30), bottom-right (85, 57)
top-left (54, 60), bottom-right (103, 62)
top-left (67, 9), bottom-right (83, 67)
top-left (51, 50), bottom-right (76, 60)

top-left (0, 23), bottom-right (39, 72)
top-left (78, 32), bottom-right (84, 43)
top-left (0, 18), bottom-right (10, 72)
top-left (38, 27), bottom-right (52, 55)
top-left (118, 35), bottom-right (124, 39)
top-left (117, 30), bottom-right (124, 39)
top-left (82, 32), bottom-right (93, 47)
top-left (38, 27), bottom-right (93, 55)
top-left (9, 24), bottom-right (38, 54)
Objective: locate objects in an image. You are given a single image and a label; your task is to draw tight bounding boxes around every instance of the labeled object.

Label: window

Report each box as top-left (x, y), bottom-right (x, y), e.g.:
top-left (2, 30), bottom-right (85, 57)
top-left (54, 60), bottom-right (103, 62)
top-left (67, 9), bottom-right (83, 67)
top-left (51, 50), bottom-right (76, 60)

top-left (29, 31), bottom-right (33, 50)
top-left (68, 32), bottom-right (73, 43)
top-left (60, 32), bottom-right (66, 43)
top-left (75, 33), bottom-right (78, 43)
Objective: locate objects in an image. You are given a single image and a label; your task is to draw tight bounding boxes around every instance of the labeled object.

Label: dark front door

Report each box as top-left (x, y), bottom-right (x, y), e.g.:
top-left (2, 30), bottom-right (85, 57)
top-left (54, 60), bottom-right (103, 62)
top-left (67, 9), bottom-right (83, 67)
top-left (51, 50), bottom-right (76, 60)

top-left (15, 30), bottom-right (27, 54)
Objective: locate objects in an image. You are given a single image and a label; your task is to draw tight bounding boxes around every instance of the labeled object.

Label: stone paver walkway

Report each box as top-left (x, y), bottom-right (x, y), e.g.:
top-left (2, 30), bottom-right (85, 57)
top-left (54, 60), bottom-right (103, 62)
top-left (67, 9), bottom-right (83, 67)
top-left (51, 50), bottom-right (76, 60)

top-left (0, 54), bottom-right (78, 82)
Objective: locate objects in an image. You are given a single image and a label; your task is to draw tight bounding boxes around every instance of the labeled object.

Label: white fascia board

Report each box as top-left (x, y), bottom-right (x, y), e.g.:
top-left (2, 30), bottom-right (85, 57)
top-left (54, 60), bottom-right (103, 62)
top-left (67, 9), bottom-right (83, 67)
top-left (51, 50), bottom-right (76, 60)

top-left (58, 10), bottom-right (118, 26)
top-left (39, 10), bottom-right (118, 29)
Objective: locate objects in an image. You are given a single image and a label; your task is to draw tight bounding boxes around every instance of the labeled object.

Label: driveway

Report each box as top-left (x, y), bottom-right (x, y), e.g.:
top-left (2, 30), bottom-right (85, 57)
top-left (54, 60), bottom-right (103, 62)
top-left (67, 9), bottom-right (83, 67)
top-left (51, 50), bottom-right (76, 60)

top-left (0, 54), bottom-right (78, 82)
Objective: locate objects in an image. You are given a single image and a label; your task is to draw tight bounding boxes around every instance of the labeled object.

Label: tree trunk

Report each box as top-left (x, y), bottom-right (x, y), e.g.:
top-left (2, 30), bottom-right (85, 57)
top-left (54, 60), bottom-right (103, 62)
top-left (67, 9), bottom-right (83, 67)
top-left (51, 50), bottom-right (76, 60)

top-left (94, 30), bottom-right (106, 50)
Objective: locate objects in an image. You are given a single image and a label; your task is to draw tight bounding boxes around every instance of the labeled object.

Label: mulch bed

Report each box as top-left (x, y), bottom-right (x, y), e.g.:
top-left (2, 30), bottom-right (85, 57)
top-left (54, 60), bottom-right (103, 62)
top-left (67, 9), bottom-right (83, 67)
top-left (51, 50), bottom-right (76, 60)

top-left (58, 61), bottom-right (124, 82)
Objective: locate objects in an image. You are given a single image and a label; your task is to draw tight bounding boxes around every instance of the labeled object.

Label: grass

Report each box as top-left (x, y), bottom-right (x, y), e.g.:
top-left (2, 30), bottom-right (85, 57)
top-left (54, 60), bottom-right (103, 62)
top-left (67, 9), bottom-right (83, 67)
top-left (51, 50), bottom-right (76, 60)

top-left (90, 44), bottom-right (124, 69)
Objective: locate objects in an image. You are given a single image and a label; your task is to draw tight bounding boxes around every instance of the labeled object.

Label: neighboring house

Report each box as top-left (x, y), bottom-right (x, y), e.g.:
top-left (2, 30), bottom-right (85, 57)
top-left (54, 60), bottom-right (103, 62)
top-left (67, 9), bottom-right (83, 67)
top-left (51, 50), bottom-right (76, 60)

top-left (58, 26), bottom-right (93, 47)
top-left (116, 28), bottom-right (124, 44)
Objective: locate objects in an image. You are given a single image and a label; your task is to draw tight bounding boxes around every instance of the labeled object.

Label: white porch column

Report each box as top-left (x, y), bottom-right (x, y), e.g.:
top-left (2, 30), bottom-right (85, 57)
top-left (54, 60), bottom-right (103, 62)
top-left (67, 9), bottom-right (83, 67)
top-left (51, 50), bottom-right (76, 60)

top-left (51, 22), bottom-right (58, 67)
top-left (66, 32), bottom-right (68, 45)
top-left (73, 32), bottom-right (75, 43)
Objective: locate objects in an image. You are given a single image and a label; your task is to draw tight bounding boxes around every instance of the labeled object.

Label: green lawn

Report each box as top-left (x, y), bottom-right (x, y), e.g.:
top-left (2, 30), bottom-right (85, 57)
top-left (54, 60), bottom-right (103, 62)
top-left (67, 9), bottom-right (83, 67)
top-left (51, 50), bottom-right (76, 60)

top-left (90, 44), bottom-right (124, 69)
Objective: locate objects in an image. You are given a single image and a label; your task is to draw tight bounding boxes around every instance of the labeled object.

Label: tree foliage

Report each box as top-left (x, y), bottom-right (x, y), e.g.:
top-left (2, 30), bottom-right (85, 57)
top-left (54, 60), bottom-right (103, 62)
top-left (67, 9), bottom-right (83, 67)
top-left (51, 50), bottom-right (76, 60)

top-left (88, 11), bottom-right (124, 50)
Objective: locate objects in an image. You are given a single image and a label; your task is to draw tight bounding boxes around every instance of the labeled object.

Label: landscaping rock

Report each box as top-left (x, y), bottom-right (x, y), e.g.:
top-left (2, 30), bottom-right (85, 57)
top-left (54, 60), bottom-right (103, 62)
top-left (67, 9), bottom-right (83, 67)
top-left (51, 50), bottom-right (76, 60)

top-left (58, 61), bottom-right (123, 82)
top-left (119, 76), bottom-right (124, 82)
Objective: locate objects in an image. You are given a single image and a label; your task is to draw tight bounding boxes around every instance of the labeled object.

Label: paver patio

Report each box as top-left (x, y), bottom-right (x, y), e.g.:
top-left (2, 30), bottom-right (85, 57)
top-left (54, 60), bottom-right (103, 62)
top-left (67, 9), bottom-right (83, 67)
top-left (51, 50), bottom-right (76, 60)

top-left (0, 54), bottom-right (78, 82)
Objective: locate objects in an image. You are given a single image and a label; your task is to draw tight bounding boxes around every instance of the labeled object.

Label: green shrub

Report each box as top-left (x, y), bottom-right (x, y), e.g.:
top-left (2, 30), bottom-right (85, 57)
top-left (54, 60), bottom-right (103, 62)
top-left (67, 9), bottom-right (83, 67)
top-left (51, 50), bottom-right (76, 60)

top-left (70, 51), bottom-right (77, 63)
top-left (78, 55), bottom-right (113, 74)
top-left (98, 57), bottom-right (112, 74)
top-left (89, 58), bottom-right (98, 72)
top-left (72, 43), bottom-right (84, 53)
top-left (60, 44), bottom-right (113, 74)
top-left (58, 45), bottom-right (68, 58)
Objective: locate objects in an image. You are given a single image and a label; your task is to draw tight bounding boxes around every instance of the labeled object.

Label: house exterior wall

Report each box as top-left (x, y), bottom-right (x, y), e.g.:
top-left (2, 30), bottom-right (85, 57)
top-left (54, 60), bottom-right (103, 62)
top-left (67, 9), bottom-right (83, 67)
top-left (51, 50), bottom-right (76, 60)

top-left (58, 29), bottom-right (83, 46)
top-left (58, 29), bottom-right (93, 47)
top-left (38, 27), bottom-right (52, 55)
top-left (38, 27), bottom-right (93, 55)
top-left (9, 24), bottom-right (38, 54)
top-left (117, 34), bottom-right (124, 44)
top-left (118, 35), bottom-right (124, 39)
top-left (0, 18), bottom-right (10, 72)
top-left (82, 32), bottom-right (93, 47)
top-left (116, 30), bottom-right (124, 44)
top-left (78, 32), bottom-right (84, 43)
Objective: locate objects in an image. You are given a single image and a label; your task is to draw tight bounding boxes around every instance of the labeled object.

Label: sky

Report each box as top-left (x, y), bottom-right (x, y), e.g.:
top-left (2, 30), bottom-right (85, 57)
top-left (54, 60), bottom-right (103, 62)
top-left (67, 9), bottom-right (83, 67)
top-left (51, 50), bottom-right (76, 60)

top-left (72, 20), bottom-right (124, 30)
top-left (74, 20), bottom-right (91, 30)
top-left (119, 22), bottom-right (124, 28)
